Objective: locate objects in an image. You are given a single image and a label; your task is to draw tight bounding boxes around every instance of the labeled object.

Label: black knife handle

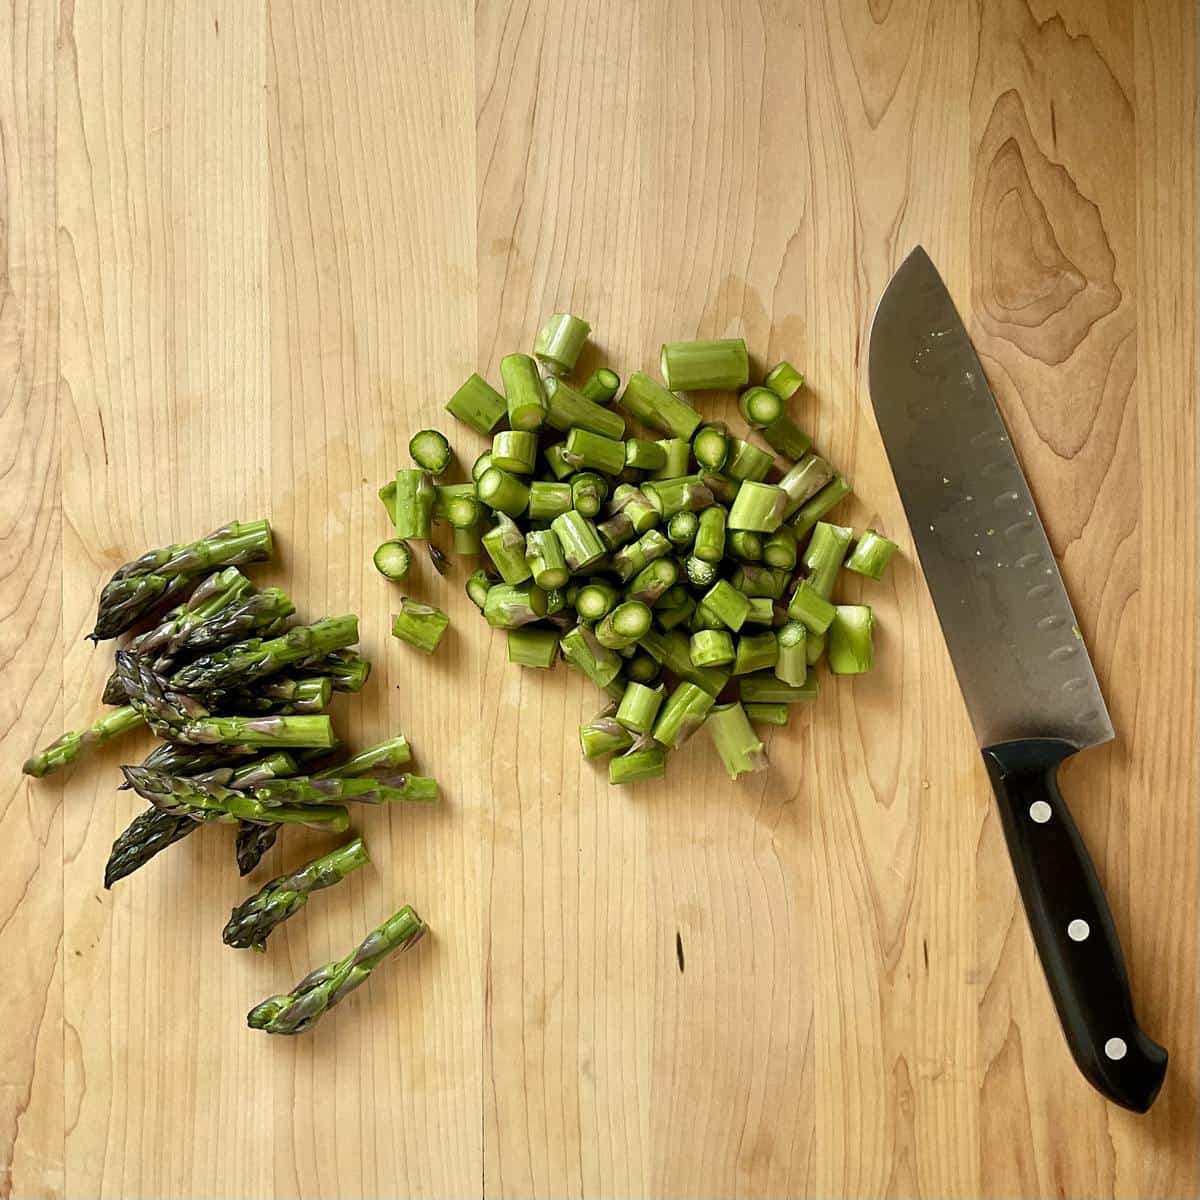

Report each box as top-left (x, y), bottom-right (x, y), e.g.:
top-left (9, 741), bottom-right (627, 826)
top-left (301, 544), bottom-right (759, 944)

top-left (982, 737), bottom-right (1167, 1112)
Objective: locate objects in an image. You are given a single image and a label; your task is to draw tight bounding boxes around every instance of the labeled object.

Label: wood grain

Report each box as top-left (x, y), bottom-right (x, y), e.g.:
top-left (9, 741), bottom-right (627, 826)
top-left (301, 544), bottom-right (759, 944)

top-left (1, 0), bottom-right (1196, 1196)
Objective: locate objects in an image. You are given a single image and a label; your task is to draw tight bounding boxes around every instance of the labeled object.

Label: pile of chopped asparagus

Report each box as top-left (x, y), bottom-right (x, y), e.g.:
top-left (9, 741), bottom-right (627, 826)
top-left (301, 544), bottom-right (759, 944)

top-left (23, 521), bottom-right (431, 1034)
top-left (374, 315), bottom-right (897, 784)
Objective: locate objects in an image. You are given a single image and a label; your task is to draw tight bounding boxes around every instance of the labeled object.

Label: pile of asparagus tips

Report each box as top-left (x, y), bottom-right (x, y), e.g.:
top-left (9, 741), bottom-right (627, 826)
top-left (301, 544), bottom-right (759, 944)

top-left (375, 315), bottom-right (897, 783)
top-left (23, 520), bottom-right (432, 1034)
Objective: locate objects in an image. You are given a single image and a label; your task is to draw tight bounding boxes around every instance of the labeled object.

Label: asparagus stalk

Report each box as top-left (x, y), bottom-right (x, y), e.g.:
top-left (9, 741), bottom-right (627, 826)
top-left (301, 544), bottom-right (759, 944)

top-left (732, 631), bottom-right (779, 676)
top-left (728, 481), bottom-right (787, 533)
top-left (786, 579), bottom-right (837, 634)
top-left (314, 650), bottom-right (371, 693)
top-left (247, 905), bottom-right (427, 1035)
top-left (763, 525), bottom-right (798, 570)
top-left (690, 629), bottom-right (735, 667)
top-left (446, 373), bottom-right (506, 436)
top-left (698, 469), bottom-right (740, 504)
top-left (692, 424), bottom-right (730, 471)
top-left (625, 557), bottom-right (678, 605)
top-left (500, 353), bottom-right (548, 430)
top-left (775, 622), bottom-right (808, 685)
top-left (650, 438), bottom-right (691, 480)
top-left (236, 823), bottom-right (282, 876)
top-left (170, 615), bottom-right (359, 695)
top-left (705, 703), bottom-right (767, 780)
top-left (392, 599), bottom-right (449, 654)
top-left (738, 672), bottom-right (818, 704)
top-left (641, 475), bottom-right (713, 518)
top-left (560, 623), bottom-right (623, 689)
top-left (394, 470), bottom-right (436, 539)
top-left (525, 528), bottom-right (570, 589)
top-left (702, 580), bottom-right (751, 632)
top-left (724, 440), bottom-right (773, 483)
top-left (637, 629), bottom-right (729, 696)
top-left (563, 428), bottom-right (625, 476)
top-left (803, 522), bottom-right (854, 600)
top-left (693, 506), bottom-right (727, 563)
top-left (625, 438), bottom-right (668, 473)
top-left (651, 681), bottom-right (716, 748)
top-left (625, 652), bottom-right (662, 684)
top-left (477, 466), bottom-right (531, 517)
top-left (472, 451), bottom-right (495, 482)
top-left (527, 481), bottom-right (573, 521)
top-left (466, 568), bottom-right (494, 611)
top-left (22, 705), bottom-right (145, 778)
top-left (484, 582), bottom-right (549, 628)
top-left (763, 361), bottom-right (804, 400)
top-left (745, 702), bottom-right (790, 726)
top-left (607, 485), bottom-right (660, 533)
top-left (612, 529), bottom-right (671, 582)
top-left (91, 520), bottom-right (274, 640)
top-left (251, 773), bottom-right (438, 806)
top-left (543, 443), bottom-right (574, 480)
top-left (575, 580), bottom-right (620, 621)
top-left (534, 312), bottom-right (591, 374)
top-left (660, 338), bottom-right (749, 391)
top-left (570, 471), bottom-right (609, 518)
top-left (313, 735), bottom-right (412, 779)
top-left (482, 512), bottom-right (533, 584)
top-left (615, 682), bottom-right (665, 735)
top-left (726, 531), bottom-right (763, 562)
top-left (760, 415), bottom-right (813, 462)
top-left (595, 601), bottom-right (653, 650)
top-left (791, 475), bottom-right (852, 539)
top-left (666, 511), bottom-right (699, 548)
top-left (729, 564), bottom-right (785, 598)
top-left (550, 511), bottom-right (606, 571)
top-left (104, 806), bottom-right (200, 888)
top-left (743, 597), bottom-right (777, 625)
top-left (224, 837), bottom-right (370, 951)
top-left (738, 386), bottom-right (784, 427)
top-left (778, 454), bottom-right (834, 518)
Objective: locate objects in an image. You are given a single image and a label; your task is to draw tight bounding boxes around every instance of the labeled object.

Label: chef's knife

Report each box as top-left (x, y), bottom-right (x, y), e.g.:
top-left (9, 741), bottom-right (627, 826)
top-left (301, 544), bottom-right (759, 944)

top-left (868, 246), bottom-right (1167, 1112)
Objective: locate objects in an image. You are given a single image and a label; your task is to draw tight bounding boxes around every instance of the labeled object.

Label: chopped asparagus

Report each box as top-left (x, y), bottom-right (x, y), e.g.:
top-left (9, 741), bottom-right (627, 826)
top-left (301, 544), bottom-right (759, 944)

top-left (391, 599), bottom-right (449, 654)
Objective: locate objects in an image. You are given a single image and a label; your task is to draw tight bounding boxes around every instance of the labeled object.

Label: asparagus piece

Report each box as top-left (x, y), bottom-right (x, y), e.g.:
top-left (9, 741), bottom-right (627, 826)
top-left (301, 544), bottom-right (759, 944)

top-left (791, 475), bottom-right (852, 539)
top-left (828, 605), bottom-right (874, 674)
top-left (478, 466), bottom-right (531, 517)
top-left (625, 652), bottom-right (662, 684)
top-left (778, 454), bottom-right (834, 518)
top-left (612, 529), bottom-right (671, 582)
top-left (762, 525), bottom-right (798, 571)
top-left (570, 471), bottom-right (609, 518)
top-left (660, 338), bottom-right (749, 392)
top-left (846, 530), bottom-right (899, 580)
top-left (123, 767), bottom-right (350, 830)
top-left (722, 442), bottom-right (770, 485)
top-left (525, 528), bottom-right (570, 589)
top-left (607, 484), bottom-right (660, 533)
top-left (409, 430), bottom-right (452, 476)
top-left (543, 443), bottom-right (574, 480)
top-left (247, 905), bottom-right (427, 1035)
top-left (225, 837), bottom-right (370, 951)
top-left (374, 540), bottom-right (413, 581)
top-left (652, 681), bottom-right (716, 748)
top-left (729, 564), bottom-right (785, 598)
top-left (615, 682), bottom-right (665, 734)
top-left (392, 599), bottom-right (449, 654)
top-left (705, 703), bottom-right (768, 780)
top-left (619, 372), bottom-right (701, 440)
top-left (597, 510), bottom-right (636, 552)
top-left (534, 312), bottom-right (591, 374)
top-left (446, 373), bottom-right (506, 436)
top-left (745, 702), bottom-right (790, 726)
top-left (693, 506), bottom-right (727, 563)
top-left (641, 475), bottom-right (713, 518)
top-left (394, 470), bottom-right (436, 540)
top-left (580, 706), bottom-right (635, 758)
top-left (760, 415), bottom-right (813, 462)
top-left (764, 361), bottom-right (804, 400)
top-left (580, 367), bottom-right (620, 404)
top-left (467, 568), bottom-right (494, 611)
top-left (250, 773), bottom-right (438, 806)
top-left (738, 386), bottom-right (784, 427)
top-left (625, 558), bottom-right (678, 605)
top-left (726, 530), bottom-right (764, 562)
top-left (667, 510), bottom-right (699, 548)
top-left (698, 469), bottom-right (739, 504)
top-left (482, 512), bottom-right (532, 584)
top-left (236, 823), bottom-right (281, 876)
top-left (625, 438), bottom-right (668, 473)
top-left (90, 521), bottom-right (273, 641)
top-left (500, 353), bottom-right (547, 430)
top-left (379, 480), bottom-right (398, 523)
top-left (776, 621), bottom-right (808, 685)
top-left (786, 579), bottom-right (837, 634)
top-left (728, 481), bottom-right (787, 533)
top-left (656, 595), bottom-right (696, 631)
top-left (550, 511), bottom-right (606, 571)
top-left (743, 597), bottom-right (777, 625)
top-left (490, 430), bottom-right (537, 475)
top-left (170, 615), bottom-right (359, 695)
top-left (575, 580), bottom-right (620, 620)
top-left (484, 582), bottom-right (548, 628)
top-left (807, 629), bottom-right (827, 667)
top-left (138, 741), bottom-right (258, 777)
top-left (690, 629), bottom-right (735, 667)
top-left (732, 631), bottom-right (779, 676)
top-left (560, 624), bottom-right (623, 689)
top-left (637, 629), bottom-right (729, 696)
top-left (23, 705), bottom-right (145, 778)
top-left (527, 481), bottom-right (573, 521)
top-left (544, 377), bottom-right (626, 439)
top-left (314, 650), bottom-right (371, 693)
top-left (563, 428), bottom-right (625, 476)
top-left (609, 736), bottom-right (667, 785)
top-left (595, 601), bottom-right (653, 650)
top-left (507, 628), bottom-right (560, 668)
top-left (803, 522), bottom-right (854, 600)
top-left (702, 580), bottom-right (751, 632)
top-left (472, 451), bottom-right (495, 482)
top-left (692, 424), bottom-right (729, 471)
top-left (650, 438), bottom-right (692, 480)
top-left (229, 676), bottom-right (332, 715)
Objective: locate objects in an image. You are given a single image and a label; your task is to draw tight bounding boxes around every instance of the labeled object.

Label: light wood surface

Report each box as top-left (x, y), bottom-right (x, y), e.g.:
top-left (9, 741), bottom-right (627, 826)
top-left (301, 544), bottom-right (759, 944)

top-left (2, 1), bottom-right (1197, 1196)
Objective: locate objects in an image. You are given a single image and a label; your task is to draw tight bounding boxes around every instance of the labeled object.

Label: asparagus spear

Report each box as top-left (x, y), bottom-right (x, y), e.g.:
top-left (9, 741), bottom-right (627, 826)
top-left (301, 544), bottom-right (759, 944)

top-left (247, 905), bottom-right (427, 1034)
top-left (91, 520), bottom-right (273, 640)
top-left (104, 806), bottom-right (199, 889)
top-left (224, 837), bottom-right (370, 950)
top-left (22, 705), bottom-right (145, 778)
top-left (168, 615), bottom-right (359, 695)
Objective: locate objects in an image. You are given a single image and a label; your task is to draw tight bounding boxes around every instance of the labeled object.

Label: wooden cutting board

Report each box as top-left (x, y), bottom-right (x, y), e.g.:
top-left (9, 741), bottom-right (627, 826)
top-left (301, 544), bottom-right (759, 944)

top-left (3, 2), bottom-right (1196, 1196)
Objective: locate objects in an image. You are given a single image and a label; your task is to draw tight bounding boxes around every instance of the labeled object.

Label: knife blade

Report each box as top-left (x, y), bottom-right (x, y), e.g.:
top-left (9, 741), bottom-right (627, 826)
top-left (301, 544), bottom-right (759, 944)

top-left (868, 246), bottom-right (1167, 1112)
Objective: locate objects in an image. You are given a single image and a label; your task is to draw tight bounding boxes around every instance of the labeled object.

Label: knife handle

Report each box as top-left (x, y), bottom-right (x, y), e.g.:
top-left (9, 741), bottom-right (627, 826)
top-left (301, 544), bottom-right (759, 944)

top-left (982, 737), bottom-right (1167, 1112)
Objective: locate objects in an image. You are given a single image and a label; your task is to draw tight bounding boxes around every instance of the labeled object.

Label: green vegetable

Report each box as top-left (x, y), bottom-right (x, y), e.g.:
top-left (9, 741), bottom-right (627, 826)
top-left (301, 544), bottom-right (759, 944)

top-left (595, 601), bottom-right (653, 650)
top-left (507, 628), bottom-right (561, 669)
top-left (394, 470), bottom-right (435, 539)
top-left (791, 475), bottom-right (851, 539)
top-left (615, 682), bottom-right (665, 734)
top-left (580, 705), bottom-right (635, 758)
top-left (478, 466), bottom-right (531, 517)
top-left (482, 513), bottom-right (531, 584)
top-left (580, 367), bottom-right (620, 405)
top-left (484, 582), bottom-right (548, 628)
top-left (492, 430), bottom-right (539, 475)
top-left (763, 361), bottom-right (804, 400)
top-left (534, 312), bottom-right (591, 374)
top-left (667, 510), bottom-right (699, 547)
top-left (609, 737), bottom-right (667, 785)
top-left (527, 480), bottom-right (573, 521)
top-left (745, 702), bottom-right (789, 726)
top-left (704, 703), bottom-right (767, 780)
top-left (551, 511), bottom-right (606, 571)
top-left (690, 629), bottom-right (734, 668)
top-left (409, 429), bottom-right (452, 475)
top-left (525, 528), bottom-right (570, 589)
top-left (373, 540), bottom-right (412, 581)
top-left (571, 471), bottom-right (609, 518)
top-left (652, 682), bottom-right (715, 748)
top-left (692, 423), bottom-right (729, 471)
top-left (446, 373), bottom-right (506, 436)
top-left (659, 338), bottom-right (749, 391)
top-left (619, 371), bottom-right (702, 439)
top-left (391, 599), bottom-right (449, 654)
top-left (775, 621), bottom-right (808, 685)
top-left (828, 605), bottom-right (873, 674)
top-left (803, 521), bottom-right (854, 600)
top-left (500, 352), bottom-right (547, 430)
top-left (728, 481), bottom-right (787, 533)
top-left (846, 530), bottom-right (899, 580)
top-left (738, 386), bottom-right (784, 427)
top-left (544, 377), bottom-right (626, 439)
